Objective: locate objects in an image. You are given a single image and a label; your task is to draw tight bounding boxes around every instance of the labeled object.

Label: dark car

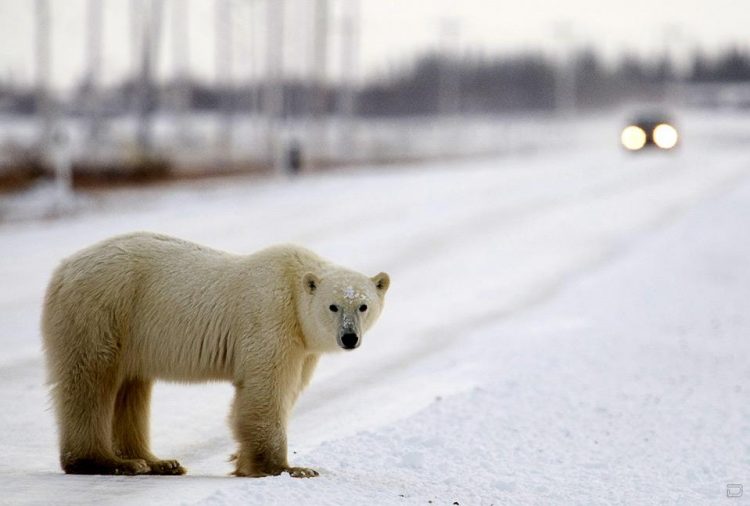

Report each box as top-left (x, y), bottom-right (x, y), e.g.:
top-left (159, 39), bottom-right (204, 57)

top-left (620, 114), bottom-right (679, 151)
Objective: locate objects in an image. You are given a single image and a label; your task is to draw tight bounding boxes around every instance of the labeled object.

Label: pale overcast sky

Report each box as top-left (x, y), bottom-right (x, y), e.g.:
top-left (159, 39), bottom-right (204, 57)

top-left (0, 0), bottom-right (746, 89)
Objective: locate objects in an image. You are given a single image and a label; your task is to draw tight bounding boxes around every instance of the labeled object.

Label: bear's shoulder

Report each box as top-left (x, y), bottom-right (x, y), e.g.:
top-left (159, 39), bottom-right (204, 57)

top-left (105, 232), bottom-right (224, 256)
top-left (248, 244), bottom-right (328, 277)
top-left (81, 231), bottom-right (194, 252)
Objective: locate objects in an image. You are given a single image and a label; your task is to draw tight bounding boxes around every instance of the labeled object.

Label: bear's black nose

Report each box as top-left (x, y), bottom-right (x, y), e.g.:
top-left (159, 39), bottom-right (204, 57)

top-left (341, 333), bottom-right (359, 350)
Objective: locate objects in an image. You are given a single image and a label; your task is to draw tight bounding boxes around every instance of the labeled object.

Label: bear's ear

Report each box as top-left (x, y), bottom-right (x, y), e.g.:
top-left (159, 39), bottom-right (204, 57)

top-left (303, 273), bottom-right (320, 295)
top-left (371, 272), bottom-right (390, 294)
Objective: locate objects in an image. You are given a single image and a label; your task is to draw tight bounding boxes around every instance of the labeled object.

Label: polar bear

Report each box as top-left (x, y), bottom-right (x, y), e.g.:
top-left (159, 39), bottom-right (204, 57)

top-left (41, 232), bottom-right (389, 478)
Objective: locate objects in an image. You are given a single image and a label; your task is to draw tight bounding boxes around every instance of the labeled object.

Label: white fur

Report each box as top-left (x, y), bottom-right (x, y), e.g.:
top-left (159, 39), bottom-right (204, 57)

top-left (41, 232), bottom-right (389, 477)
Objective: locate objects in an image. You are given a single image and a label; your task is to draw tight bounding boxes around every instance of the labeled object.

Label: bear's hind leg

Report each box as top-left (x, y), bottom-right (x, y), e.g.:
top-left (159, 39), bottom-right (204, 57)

top-left (112, 379), bottom-right (186, 475)
top-left (55, 370), bottom-right (150, 475)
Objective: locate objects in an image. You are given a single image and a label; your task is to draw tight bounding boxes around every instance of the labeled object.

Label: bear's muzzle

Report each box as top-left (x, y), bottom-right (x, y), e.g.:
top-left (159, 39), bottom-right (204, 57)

top-left (339, 332), bottom-right (360, 350)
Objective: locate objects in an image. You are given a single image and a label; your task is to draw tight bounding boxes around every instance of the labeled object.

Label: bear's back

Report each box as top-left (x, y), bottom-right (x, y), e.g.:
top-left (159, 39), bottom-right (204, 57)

top-left (43, 233), bottom-right (329, 381)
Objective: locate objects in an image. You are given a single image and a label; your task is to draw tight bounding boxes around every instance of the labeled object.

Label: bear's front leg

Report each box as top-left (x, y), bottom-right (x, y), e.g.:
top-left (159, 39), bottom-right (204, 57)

top-left (230, 385), bottom-right (318, 478)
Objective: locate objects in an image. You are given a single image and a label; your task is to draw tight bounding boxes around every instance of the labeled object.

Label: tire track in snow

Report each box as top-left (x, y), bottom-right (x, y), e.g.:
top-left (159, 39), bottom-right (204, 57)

top-left (287, 152), bottom-right (750, 452)
top-left (374, 155), bottom-right (696, 271)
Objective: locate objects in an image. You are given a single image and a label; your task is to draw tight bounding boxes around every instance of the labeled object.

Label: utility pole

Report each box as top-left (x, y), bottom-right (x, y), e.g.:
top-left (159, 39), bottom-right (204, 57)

top-left (215, 0), bottom-right (233, 157)
top-left (338, 0), bottom-right (360, 160)
top-left (136, 2), bottom-right (153, 156)
top-left (247, 0), bottom-right (261, 121)
top-left (247, 0), bottom-right (260, 120)
top-left (130, 0), bottom-right (142, 75)
top-left (85, 0), bottom-right (104, 152)
top-left (264, 0), bottom-right (284, 171)
top-left (35, 0), bottom-right (53, 155)
top-left (171, 0), bottom-right (191, 142)
top-left (310, 0), bottom-right (329, 164)
top-left (437, 18), bottom-right (461, 157)
top-left (437, 18), bottom-right (461, 117)
top-left (552, 22), bottom-right (576, 116)
top-left (35, 0), bottom-right (71, 204)
top-left (135, 0), bottom-right (165, 157)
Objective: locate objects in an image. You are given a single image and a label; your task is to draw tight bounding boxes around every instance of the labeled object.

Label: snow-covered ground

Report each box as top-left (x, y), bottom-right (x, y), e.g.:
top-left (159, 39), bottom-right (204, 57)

top-left (1, 114), bottom-right (750, 504)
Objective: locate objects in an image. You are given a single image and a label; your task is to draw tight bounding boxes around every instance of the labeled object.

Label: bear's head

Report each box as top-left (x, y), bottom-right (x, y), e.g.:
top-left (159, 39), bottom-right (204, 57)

top-left (299, 269), bottom-right (390, 352)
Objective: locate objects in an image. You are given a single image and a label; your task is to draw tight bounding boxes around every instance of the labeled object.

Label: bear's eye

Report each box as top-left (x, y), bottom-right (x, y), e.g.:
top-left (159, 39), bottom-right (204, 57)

top-left (359, 304), bottom-right (368, 312)
top-left (329, 304), bottom-right (339, 312)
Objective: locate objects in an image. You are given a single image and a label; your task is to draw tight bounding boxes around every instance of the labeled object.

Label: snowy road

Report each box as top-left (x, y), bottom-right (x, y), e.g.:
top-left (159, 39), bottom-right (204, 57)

top-left (1, 115), bottom-right (750, 504)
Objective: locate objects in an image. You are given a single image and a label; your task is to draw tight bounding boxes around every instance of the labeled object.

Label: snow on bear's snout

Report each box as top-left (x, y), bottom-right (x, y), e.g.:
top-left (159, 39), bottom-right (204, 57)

top-left (326, 285), bottom-right (368, 350)
top-left (331, 285), bottom-right (371, 350)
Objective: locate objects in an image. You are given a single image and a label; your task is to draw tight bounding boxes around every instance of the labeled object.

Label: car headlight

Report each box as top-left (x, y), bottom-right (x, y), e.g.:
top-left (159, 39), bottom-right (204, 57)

top-left (621, 125), bottom-right (647, 151)
top-left (653, 123), bottom-right (678, 149)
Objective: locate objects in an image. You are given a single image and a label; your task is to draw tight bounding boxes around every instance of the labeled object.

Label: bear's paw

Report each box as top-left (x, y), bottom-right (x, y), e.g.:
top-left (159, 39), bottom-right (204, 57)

top-left (285, 466), bottom-right (319, 478)
top-left (147, 459), bottom-right (186, 475)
